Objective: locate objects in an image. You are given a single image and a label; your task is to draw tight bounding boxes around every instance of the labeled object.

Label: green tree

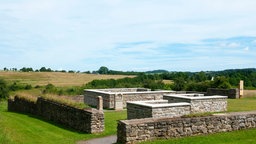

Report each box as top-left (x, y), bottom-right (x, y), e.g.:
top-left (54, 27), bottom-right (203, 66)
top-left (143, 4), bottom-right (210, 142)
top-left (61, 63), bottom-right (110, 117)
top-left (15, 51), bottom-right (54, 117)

top-left (98, 66), bottom-right (109, 74)
top-left (173, 77), bottom-right (186, 91)
top-left (211, 76), bottom-right (231, 89)
top-left (0, 79), bottom-right (9, 100)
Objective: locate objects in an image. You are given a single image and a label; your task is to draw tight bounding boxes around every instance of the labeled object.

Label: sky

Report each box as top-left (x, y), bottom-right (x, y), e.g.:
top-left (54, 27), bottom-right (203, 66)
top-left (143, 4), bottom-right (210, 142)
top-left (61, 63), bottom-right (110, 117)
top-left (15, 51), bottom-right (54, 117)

top-left (0, 0), bottom-right (256, 72)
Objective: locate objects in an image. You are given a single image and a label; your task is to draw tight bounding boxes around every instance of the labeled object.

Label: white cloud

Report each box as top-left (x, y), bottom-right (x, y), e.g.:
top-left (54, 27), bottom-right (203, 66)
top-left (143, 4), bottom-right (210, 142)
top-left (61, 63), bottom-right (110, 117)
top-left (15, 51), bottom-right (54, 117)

top-left (227, 42), bottom-right (240, 48)
top-left (244, 47), bottom-right (249, 51)
top-left (252, 40), bottom-right (256, 44)
top-left (1, 0), bottom-right (256, 71)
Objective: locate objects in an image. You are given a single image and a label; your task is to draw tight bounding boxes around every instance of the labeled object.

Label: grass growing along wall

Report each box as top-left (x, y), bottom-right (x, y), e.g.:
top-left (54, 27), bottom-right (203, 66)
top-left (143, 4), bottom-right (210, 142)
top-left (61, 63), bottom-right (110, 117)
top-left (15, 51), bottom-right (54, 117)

top-left (41, 94), bottom-right (89, 109)
top-left (10, 94), bottom-right (89, 109)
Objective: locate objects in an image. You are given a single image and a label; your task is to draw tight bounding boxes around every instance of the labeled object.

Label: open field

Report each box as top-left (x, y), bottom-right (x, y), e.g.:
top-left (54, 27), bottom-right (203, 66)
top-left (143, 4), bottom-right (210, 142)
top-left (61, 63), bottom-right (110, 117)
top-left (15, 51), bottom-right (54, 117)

top-left (1, 97), bottom-right (256, 144)
top-left (244, 90), bottom-right (256, 98)
top-left (0, 71), bottom-right (134, 87)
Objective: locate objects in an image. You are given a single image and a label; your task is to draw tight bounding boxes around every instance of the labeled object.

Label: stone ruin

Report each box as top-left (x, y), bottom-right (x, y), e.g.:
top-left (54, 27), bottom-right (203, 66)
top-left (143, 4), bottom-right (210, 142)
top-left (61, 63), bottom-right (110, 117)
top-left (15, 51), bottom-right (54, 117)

top-left (127, 93), bottom-right (227, 119)
top-left (84, 88), bottom-right (175, 110)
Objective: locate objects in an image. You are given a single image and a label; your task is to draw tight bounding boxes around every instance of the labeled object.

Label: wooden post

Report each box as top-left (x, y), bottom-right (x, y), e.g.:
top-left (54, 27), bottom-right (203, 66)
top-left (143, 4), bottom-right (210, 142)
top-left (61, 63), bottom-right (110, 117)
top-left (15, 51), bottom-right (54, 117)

top-left (239, 80), bottom-right (244, 99)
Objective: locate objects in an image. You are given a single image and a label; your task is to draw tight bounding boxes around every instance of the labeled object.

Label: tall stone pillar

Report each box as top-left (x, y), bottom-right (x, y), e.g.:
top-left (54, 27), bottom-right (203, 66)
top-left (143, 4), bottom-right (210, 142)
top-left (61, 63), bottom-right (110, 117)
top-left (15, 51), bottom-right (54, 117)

top-left (97, 96), bottom-right (103, 111)
top-left (239, 80), bottom-right (244, 98)
top-left (114, 93), bottom-right (123, 110)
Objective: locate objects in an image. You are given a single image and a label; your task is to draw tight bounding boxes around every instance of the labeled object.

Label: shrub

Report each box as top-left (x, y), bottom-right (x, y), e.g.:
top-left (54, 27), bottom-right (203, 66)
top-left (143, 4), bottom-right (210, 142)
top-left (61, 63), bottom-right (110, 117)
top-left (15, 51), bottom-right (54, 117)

top-left (0, 79), bottom-right (9, 100)
top-left (9, 82), bottom-right (32, 91)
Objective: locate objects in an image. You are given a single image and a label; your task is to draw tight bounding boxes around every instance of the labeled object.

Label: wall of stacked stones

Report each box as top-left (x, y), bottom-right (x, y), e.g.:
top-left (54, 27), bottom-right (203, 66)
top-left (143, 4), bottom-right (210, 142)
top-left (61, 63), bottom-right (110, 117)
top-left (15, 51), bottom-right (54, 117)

top-left (127, 102), bottom-right (190, 120)
top-left (206, 88), bottom-right (239, 99)
top-left (84, 90), bottom-right (114, 108)
top-left (84, 90), bottom-right (175, 109)
top-left (189, 98), bottom-right (227, 113)
top-left (163, 96), bottom-right (227, 113)
top-left (8, 97), bottom-right (37, 115)
top-left (117, 111), bottom-right (256, 144)
top-left (8, 96), bottom-right (104, 133)
top-left (122, 92), bottom-right (175, 108)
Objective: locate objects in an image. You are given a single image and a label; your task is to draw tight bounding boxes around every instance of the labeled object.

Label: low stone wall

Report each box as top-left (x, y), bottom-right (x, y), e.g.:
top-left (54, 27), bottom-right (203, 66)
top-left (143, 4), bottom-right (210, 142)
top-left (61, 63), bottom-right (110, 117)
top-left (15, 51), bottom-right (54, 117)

top-left (84, 88), bottom-right (175, 109)
top-left (117, 111), bottom-right (256, 144)
top-left (122, 91), bottom-right (175, 108)
top-left (84, 90), bottom-right (114, 108)
top-left (99, 88), bottom-right (150, 92)
top-left (8, 96), bottom-right (104, 133)
top-left (206, 88), bottom-right (239, 99)
top-left (163, 94), bottom-right (227, 113)
top-left (127, 100), bottom-right (190, 119)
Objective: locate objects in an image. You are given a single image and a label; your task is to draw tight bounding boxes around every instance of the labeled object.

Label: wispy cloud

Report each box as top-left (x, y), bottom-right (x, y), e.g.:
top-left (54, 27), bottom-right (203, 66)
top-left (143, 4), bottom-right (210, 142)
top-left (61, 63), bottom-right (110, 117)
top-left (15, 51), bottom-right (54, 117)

top-left (1, 0), bottom-right (256, 71)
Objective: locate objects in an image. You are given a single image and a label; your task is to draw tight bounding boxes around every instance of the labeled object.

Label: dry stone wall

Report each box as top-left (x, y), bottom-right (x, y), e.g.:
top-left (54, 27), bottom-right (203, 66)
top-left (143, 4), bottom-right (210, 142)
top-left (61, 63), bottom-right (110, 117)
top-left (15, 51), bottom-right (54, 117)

top-left (122, 92), bottom-right (174, 108)
top-left (117, 111), bottom-right (256, 144)
top-left (163, 95), bottom-right (227, 113)
top-left (84, 88), bottom-right (175, 109)
top-left (84, 90), bottom-right (114, 108)
top-left (8, 96), bottom-right (104, 133)
top-left (206, 88), bottom-right (239, 99)
top-left (127, 101), bottom-right (190, 119)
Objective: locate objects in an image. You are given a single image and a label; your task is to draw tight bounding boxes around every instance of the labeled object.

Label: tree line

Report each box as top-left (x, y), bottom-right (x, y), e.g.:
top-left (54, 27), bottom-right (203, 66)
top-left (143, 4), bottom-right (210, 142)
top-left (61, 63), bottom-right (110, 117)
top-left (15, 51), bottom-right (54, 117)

top-left (1, 67), bottom-right (256, 100)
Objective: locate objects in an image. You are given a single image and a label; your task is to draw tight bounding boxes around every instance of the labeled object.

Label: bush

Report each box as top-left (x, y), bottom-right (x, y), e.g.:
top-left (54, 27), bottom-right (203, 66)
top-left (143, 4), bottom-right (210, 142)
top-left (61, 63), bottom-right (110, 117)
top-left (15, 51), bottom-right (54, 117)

top-left (9, 82), bottom-right (32, 91)
top-left (0, 79), bottom-right (9, 100)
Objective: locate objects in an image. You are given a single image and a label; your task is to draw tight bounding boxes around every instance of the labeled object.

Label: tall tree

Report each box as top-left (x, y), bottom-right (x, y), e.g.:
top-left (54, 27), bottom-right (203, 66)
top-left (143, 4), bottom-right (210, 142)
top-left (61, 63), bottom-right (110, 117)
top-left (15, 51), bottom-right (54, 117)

top-left (98, 66), bottom-right (109, 74)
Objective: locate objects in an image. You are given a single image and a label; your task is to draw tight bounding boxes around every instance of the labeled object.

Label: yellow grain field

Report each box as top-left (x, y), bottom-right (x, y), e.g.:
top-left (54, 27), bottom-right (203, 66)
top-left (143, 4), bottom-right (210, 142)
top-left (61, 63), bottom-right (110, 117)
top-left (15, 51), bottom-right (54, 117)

top-left (0, 71), bottom-right (134, 87)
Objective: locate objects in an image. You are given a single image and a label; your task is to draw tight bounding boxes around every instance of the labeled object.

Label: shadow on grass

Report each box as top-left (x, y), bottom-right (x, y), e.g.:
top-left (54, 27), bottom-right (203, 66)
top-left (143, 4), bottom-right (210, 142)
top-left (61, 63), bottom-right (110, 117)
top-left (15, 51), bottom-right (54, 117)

top-left (6, 110), bottom-right (88, 134)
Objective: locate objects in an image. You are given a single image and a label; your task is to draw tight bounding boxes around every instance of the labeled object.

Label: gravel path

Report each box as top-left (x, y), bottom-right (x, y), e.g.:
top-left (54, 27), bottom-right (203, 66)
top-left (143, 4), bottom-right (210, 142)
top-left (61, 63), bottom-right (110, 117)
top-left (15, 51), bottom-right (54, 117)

top-left (77, 135), bottom-right (117, 144)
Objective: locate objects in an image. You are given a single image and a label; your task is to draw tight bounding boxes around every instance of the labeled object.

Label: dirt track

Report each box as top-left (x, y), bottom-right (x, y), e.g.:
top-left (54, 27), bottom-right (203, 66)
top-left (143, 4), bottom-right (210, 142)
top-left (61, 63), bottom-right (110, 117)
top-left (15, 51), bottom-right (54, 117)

top-left (77, 135), bottom-right (117, 144)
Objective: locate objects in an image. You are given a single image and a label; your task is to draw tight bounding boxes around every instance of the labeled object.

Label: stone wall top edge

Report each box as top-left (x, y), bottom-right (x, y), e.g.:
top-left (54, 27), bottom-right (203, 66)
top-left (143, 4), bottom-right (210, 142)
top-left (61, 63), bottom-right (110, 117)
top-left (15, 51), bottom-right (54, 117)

top-left (84, 89), bottom-right (113, 94)
top-left (164, 95), bottom-right (228, 100)
top-left (120, 110), bottom-right (256, 125)
top-left (127, 100), bottom-right (190, 108)
top-left (121, 91), bottom-right (175, 95)
top-left (85, 89), bottom-right (175, 95)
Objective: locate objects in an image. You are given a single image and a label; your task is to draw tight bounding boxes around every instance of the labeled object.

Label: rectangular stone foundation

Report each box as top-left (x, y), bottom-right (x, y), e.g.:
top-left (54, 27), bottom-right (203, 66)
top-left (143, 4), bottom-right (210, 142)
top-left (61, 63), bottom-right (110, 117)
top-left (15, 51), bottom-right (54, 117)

top-left (84, 88), bottom-right (175, 110)
top-left (163, 94), bottom-right (227, 113)
top-left (127, 100), bottom-right (190, 119)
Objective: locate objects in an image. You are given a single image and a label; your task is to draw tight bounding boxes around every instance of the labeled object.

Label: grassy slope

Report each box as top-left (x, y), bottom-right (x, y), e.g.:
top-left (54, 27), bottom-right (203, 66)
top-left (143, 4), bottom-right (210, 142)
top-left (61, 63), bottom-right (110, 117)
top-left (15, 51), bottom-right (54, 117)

top-left (1, 98), bottom-right (256, 144)
top-left (0, 71), bottom-right (134, 87)
top-left (0, 101), bottom-right (126, 144)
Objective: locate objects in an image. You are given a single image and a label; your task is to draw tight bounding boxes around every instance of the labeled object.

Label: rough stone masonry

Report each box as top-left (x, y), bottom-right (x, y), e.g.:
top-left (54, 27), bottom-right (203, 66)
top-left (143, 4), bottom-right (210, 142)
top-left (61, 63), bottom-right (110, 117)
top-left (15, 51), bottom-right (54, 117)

top-left (117, 111), bottom-right (256, 144)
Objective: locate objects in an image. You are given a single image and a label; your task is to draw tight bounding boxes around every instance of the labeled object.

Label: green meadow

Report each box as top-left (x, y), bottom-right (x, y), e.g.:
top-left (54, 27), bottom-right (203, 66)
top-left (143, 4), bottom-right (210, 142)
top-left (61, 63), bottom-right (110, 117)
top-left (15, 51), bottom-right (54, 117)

top-left (1, 98), bottom-right (256, 144)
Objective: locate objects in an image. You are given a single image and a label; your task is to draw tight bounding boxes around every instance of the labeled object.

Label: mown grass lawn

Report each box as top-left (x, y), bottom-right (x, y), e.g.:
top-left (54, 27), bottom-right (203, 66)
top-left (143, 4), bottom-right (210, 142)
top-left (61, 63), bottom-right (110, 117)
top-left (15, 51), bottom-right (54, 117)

top-left (1, 97), bottom-right (256, 144)
top-left (0, 101), bottom-right (126, 144)
top-left (140, 128), bottom-right (256, 144)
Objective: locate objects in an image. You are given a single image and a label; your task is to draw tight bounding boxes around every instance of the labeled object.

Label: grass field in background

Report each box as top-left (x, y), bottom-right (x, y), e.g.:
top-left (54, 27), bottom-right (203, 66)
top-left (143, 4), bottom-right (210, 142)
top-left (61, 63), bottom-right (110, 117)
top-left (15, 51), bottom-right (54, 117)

top-left (0, 71), bottom-right (133, 87)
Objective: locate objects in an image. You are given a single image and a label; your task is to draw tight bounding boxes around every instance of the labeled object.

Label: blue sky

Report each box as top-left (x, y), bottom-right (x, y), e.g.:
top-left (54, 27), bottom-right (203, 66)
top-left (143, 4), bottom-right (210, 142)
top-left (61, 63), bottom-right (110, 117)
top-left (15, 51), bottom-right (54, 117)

top-left (1, 0), bottom-right (256, 72)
